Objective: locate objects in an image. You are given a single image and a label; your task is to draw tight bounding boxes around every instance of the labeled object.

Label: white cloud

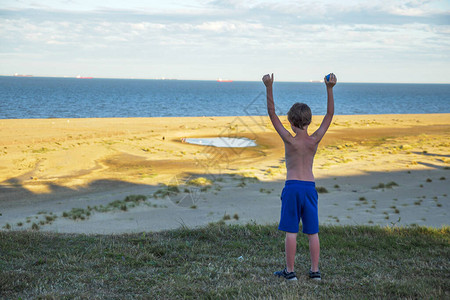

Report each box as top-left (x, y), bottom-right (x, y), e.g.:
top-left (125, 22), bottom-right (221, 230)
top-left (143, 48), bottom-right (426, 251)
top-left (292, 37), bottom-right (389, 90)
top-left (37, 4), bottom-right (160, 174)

top-left (196, 21), bottom-right (236, 32)
top-left (377, 0), bottom-right (448, 17)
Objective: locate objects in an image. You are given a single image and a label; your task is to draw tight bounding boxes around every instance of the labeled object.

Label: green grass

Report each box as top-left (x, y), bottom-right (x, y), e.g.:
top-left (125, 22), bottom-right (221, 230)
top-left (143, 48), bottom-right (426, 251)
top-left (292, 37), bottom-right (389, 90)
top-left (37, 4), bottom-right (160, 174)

top-left (372, 181), bottom-right (399, 189)
top-left (237, 176), bottom-right (260, 188)
top-left (61, 195), bottom-right (148, 221)
top-left (316, 186), bottom-right (329, 193)
top-left (0, 224), bottom-right (448, 298)
top-left (153, 185), bottom-right (180, 198)
top-left (259, 188), bottom-right (273, 194)
top-left (186, 177), bottom-right (213, 186)
top-left (31, 147), bottom-right (52, 154)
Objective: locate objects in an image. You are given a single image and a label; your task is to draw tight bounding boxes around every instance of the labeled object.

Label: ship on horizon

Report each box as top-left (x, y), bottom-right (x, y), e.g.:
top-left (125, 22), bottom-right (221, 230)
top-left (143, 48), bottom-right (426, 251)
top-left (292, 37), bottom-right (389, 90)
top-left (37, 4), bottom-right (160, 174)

top-left (76, 75), bottom-right (93, 79)
top-left (14, 73), bottom-right (33, 77)
top-left (217, 78), bottom-right (232, 82)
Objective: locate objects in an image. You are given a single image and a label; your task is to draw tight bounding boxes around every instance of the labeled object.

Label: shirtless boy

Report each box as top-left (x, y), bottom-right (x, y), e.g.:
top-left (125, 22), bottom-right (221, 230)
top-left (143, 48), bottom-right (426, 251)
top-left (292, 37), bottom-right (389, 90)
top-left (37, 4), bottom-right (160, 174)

top-left (262, 73), bottom-right (337, 281)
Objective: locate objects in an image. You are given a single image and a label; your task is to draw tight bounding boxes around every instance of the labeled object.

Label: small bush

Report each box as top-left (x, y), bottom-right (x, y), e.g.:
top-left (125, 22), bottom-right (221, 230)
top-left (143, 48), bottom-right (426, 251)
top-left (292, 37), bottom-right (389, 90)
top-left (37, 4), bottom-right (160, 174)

top-left (316, 187), bottom-right (328, 193)
top-left (154, 185), bottom-right (180, 198)
top-left (187, 177), bottom-right (212, 186)
top-left (63, 208), bottom-right (89, 221)
top-left (45, 215), bottom-right (56, 223)
top-left (31, 223), bottom-right (39, 230)
top-left (386, 181), bottom-right (398, 188)
top-left (372, 183), bottom-right (385, 189)
top-left (200, 186), bottom-right (211, 192)
top-left (124, 195), bottom-right (147, 202)
top-left (237, 181), bottom-right (246, 188)
top-left (372, 182), bottom-right (398, 189)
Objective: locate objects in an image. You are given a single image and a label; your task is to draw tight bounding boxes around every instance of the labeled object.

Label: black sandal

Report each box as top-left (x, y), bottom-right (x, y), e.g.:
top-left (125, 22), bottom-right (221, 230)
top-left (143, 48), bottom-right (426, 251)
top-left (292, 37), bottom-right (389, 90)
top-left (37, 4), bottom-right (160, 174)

top-left (274, 268), bottom-right (298, 281)
top-left (309, 270), bottom-right (322, 281)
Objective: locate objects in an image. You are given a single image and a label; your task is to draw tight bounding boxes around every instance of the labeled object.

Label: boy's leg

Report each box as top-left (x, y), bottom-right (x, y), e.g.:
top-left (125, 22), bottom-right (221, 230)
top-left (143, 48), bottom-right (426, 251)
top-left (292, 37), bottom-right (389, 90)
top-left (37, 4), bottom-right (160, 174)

top-left (285, 232), bottom-right (297, 272)
top-left (308, 233), bottom-right (320, 272)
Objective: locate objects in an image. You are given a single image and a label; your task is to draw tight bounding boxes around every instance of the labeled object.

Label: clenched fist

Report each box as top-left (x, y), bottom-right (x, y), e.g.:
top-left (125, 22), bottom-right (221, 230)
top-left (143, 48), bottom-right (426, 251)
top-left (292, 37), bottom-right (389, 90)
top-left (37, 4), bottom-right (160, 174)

top-left (262, 73), bottom-right (274, 87)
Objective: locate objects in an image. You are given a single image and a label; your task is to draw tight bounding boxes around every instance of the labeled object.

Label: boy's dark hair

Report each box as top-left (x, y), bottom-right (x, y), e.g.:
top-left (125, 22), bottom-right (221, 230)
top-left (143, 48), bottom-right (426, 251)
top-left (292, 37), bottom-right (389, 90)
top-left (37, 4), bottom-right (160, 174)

top-left (287, 102), bottom-right (312, 130)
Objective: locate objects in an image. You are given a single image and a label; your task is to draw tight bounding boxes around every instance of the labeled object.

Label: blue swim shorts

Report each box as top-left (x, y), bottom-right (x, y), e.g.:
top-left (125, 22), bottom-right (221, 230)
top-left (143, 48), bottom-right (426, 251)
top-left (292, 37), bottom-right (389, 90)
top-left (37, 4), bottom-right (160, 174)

top-left (278, 180), bottom-right (319, 234)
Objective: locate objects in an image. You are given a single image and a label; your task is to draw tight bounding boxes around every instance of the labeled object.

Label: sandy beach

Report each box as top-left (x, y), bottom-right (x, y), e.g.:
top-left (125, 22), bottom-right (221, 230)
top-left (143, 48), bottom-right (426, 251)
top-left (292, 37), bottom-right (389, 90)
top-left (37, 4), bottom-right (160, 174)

top-left (0, 114), bottom-right (449, 233)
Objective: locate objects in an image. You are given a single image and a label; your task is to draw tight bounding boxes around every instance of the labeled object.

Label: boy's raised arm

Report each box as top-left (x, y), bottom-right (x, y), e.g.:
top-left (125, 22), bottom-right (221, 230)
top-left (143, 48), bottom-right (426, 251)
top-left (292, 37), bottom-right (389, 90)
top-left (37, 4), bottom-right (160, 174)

top-left (262, 73), bottom-right (292, 142)
top-left (311, 73), bottom-right (336, 143)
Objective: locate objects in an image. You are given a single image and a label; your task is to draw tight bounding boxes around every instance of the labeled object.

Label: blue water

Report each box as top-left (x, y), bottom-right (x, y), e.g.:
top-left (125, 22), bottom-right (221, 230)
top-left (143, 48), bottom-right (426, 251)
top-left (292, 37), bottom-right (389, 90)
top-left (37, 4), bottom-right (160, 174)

top-left (1, 76), bottom-right (449, 119)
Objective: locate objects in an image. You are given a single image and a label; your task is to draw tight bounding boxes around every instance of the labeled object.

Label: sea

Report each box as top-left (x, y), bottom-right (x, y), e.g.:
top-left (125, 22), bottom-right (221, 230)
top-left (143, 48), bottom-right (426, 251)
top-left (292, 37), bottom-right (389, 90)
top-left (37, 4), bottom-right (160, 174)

top-left (1, 76), bottom-right (449, 119)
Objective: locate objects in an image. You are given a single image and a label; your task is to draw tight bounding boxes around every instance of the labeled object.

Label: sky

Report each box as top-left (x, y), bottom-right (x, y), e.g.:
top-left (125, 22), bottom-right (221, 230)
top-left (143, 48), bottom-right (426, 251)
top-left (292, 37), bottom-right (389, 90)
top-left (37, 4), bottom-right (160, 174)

top-left (1, 0), bottom-right (449, 83)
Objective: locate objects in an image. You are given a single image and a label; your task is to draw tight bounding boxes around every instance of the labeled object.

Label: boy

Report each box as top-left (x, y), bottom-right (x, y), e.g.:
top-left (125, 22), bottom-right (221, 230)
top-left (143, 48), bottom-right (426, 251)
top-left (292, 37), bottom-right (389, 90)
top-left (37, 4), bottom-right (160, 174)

top-left (262, 73), bottom-right (336, 281)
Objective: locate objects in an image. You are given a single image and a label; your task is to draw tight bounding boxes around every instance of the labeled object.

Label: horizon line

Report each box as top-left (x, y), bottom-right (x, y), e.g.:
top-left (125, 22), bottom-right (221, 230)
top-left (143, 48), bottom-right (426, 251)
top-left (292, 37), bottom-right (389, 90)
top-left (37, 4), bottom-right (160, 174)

top-left (1, 74), bottom-right (449, 85)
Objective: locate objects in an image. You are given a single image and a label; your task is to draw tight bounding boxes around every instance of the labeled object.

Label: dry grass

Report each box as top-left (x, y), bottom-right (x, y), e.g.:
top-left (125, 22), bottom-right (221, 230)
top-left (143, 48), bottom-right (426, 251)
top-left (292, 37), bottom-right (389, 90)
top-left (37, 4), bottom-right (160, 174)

top-left (1, 223), bottom-right (449, 299)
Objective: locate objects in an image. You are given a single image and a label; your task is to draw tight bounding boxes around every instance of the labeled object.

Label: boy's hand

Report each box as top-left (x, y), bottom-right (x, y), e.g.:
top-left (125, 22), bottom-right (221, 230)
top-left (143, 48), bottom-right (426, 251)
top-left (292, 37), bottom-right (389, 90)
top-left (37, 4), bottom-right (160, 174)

top-left (262, 73), bottom-right (274, 87)
top-left (324, 73), bottom-right (337, 88)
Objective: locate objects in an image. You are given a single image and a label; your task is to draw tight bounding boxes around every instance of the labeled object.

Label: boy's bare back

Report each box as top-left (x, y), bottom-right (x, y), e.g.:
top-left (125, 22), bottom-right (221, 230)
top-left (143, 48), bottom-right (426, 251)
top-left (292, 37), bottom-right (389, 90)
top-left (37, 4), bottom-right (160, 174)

top-left (262, 73), bottom-right (337, 182)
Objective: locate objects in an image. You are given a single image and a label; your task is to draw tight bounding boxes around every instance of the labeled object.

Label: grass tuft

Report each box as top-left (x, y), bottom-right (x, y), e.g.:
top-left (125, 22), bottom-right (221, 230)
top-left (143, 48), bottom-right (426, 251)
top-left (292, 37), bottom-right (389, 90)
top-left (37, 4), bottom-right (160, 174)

top-left (259, 188), bottom-right (272, 194)
top-left (124, 195), bottom-right (147, 202)
top-left (61, 195), bottom-right (149, 222)
top-left (372, 181), bottom-right (398, 189)
top-left (153, 185), bottom-right (180, 198)
top-left (316, 186), bottom-right (328, 193)
top-left (187, 177), bottom-right (213, 186)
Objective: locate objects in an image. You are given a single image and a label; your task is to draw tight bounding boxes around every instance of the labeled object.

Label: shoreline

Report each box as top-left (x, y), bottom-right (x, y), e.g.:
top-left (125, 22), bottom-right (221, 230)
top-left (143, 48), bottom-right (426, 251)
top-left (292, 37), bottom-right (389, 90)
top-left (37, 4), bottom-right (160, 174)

top-left (0, 114), bottom-right (449, 233)
top-left (1, 111), bottom-right (450, 121)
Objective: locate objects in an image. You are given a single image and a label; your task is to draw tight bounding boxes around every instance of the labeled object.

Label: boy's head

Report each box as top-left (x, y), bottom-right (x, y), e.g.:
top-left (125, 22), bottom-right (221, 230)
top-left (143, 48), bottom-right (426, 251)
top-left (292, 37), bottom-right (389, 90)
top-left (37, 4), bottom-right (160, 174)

top-left (287, 102), bottom-right (311, 130)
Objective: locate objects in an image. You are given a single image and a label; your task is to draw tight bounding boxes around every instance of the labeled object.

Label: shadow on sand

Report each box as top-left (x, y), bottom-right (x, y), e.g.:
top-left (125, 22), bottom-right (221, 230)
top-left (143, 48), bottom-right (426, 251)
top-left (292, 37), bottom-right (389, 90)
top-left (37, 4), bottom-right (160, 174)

top-left (1, 158), bottom-right (448, 230)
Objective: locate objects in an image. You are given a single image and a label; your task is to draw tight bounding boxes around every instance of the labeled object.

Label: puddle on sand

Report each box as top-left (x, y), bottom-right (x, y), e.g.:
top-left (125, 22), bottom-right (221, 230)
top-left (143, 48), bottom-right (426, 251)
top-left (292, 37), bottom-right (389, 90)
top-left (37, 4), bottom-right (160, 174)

top-left (185, 137), bottom-right (256, 148)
